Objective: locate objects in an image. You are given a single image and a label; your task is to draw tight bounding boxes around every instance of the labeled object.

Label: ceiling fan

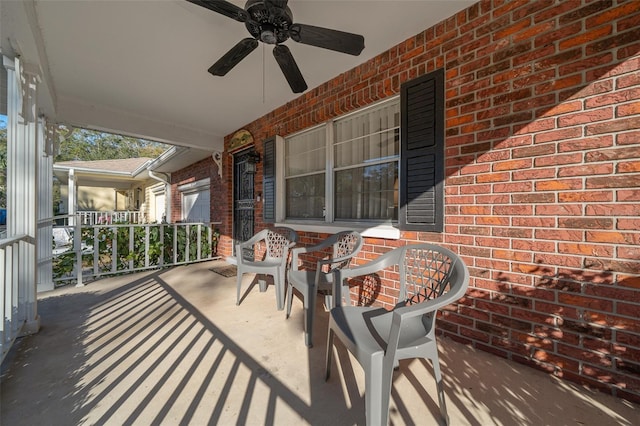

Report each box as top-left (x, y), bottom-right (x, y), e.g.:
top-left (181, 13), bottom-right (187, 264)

top-left (188, 0), bottom-right (365, 93)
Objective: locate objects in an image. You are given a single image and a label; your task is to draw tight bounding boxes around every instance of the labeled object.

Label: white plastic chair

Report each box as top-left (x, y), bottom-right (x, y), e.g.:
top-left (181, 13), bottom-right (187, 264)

top-left (286, 230), bottom-right (363, 347)
top-left (236, 227), bottom-right (298, 310)
top-left (325, 243), bottom-right (469, 425)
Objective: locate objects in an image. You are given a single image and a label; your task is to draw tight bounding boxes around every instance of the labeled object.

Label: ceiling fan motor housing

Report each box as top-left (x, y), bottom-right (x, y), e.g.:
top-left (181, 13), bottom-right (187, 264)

top-left (244, 0), bottom-right (293, 45)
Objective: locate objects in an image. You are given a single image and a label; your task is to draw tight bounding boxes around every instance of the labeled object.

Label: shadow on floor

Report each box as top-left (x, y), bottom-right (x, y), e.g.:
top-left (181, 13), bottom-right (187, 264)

top-left (1, 261), bottom-right (638, 425)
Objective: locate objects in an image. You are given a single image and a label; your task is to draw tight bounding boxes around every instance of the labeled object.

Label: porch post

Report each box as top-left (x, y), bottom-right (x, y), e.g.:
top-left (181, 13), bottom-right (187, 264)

top-left (36, 120), bottom-right (55, 292)
top-left (4, 55), bottom-right (40, 334)
top-left (68, 168), bottom-right (76, 226)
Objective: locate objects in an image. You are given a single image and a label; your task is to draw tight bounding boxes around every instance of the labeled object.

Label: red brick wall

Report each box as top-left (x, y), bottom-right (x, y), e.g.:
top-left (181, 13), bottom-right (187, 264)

top-left (178, 0), bottom-right (640, 402)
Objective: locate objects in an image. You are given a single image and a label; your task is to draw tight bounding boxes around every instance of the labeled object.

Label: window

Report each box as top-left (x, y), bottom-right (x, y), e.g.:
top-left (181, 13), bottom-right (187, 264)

top-left (264, 69), bottom-right (444, 234)
top-left (284, 125), bottom-right (326, 219)
top-left (334, 101), bottom-right (400, 221)
top-left (284, 98), bottom-right (400, 224)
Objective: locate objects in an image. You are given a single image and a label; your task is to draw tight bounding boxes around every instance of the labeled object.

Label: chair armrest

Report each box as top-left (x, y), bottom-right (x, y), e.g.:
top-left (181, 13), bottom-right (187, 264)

top-left (290, 239), bottom-right (332, 256)
top-left (237, 231), bottom-right (266, 249)
top-left (236, 230), bottom-right (269, 265)
top-left (391, 295), bottom-right (456, 320)
top-left (290, 245), bottom-right (309, 271)
top-left (279, 245), bottom-right (295, 268)
top-left (334, 248), bottom-right (401, 281)
top-left (331, 248), bottom-right (403, 307)
top-left (316, 254), bottom-right (355, 273)
top-left (313, 255), bottom-right (352, 279)
top-left (382, 293), bottom-right (467, 358)
top-left (290, 239), bottom-right (334, 271)
top-left (235, 242), bottom-right (252, 265)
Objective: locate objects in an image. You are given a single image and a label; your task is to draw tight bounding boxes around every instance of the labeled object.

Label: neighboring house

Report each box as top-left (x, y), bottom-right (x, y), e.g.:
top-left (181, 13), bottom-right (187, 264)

top-left (54, 146), bottom-right (215, 224)
top-left (54, 157), bottom-right (152, 220)
top-left (171, 1), bottom-right (640, 404)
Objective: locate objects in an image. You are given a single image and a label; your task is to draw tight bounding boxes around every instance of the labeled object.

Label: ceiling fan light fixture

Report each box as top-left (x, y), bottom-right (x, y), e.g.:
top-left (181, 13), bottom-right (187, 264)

top-left (260, 24), bottom-right (277, 44)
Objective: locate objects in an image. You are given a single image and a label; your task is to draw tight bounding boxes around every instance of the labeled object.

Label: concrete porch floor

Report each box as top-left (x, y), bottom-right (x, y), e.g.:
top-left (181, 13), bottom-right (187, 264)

top-left (1, 259), bottom-right (638, 425)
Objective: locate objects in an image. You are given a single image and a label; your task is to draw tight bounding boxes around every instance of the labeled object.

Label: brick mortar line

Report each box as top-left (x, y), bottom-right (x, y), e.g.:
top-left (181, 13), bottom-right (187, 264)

top-left (444, 325), bottom-right (640, 383)
top-left (452, 306), bottom-right (640, 343)
top-left (465, 286), bottom-right (640, 309)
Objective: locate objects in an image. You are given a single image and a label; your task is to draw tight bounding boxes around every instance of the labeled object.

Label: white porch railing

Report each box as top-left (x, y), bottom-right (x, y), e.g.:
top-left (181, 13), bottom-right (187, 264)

top-left (52, 221), bottom-right (221, 286)
top-left (0, 234), bottom-right (32, 362)
top-left (77, 211), bottom-right (142, 225)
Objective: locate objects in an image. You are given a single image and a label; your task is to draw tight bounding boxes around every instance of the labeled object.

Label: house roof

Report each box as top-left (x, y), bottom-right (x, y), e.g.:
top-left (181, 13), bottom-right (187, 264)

top-left (54, 157), bottom-right (153, 175)
top-left (53, 145), bottom-right (216, 187)
top-left (53, 157), bottom-right (153, 188)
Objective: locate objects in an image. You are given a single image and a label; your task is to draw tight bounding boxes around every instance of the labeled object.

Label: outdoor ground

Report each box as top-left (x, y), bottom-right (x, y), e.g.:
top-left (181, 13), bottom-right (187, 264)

top-left (1, 259), bottom-right (638, 425)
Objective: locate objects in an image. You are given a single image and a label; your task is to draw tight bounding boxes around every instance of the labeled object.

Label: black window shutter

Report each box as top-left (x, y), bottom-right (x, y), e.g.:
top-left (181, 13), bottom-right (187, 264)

top-left (263, 137), bottom-right (276, 222)
top-left (399, 68), bottom-right (444, 232)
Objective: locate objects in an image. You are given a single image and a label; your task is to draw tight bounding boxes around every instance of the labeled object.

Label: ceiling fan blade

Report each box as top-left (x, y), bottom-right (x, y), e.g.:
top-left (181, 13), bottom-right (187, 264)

top-left (187, 0), bottom-right (248, 23)
top-left (289, 23), bottom-right (365, 56)
top-left (273, 45), bottom-right (308, 93)
top-left (208, 38), bottom-right (258, 76)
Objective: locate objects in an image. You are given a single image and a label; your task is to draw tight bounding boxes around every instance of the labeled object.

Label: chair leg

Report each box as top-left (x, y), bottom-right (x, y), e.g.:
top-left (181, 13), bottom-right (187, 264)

top-left (304, 288), bottom-right (317, 347)
top-left (325, 326), bottom-right (335, 381)
top-left (431, 355), bottom-right (449, 425)
top-left (379, 358), bottom-right (395, 426)
top-left (274, 270), bottom-right (284, 311)
top-left (285, 282), bottom-right (294, 319)
top-left (364, 356), bottom-right (384, 426)
top-left (236, 272), bottom-right (243, 305)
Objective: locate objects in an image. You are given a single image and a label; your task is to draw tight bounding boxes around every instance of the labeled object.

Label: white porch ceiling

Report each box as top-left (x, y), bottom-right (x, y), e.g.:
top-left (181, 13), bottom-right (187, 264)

top-left (2, 0), bottom-right (475, 152)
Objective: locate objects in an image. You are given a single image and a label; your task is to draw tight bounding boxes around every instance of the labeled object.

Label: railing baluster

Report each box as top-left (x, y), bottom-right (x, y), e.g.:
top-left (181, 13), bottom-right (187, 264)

top-left (13, 242), bottom-right (22, 334)
top-left (173, 225), bottom-right (178, 264)
top-left (185, 224), bottom-right (190, 263)
top-left (145, 226), bottom-right (150, 269)
top-left (197, 224), bottom-right (202, 260)
top-left (1, 247), bottom-right (6, 350)
top-left (128, 225), bottom-right (134, 271)
top-left (159, 223), bottom-right (164, 268)
top-left (112, 226), bottom-right (118, 274)
top-left (0, 235), bottom-right (33, 363)
top-left (93, 226), bottom-right (99, 277)
top-left (7, 244), bottom-right (15, 347)
top-left (75, 216), bottom-right (83, 287)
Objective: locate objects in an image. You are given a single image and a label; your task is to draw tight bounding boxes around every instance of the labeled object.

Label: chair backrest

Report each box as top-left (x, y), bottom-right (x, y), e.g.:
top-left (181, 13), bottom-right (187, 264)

top-left (399, 245), bottom-right (464, 303)
top-left (265, 227), bottom-right (298, 260)
top-left (396, 244), bottom-right (469, 332)
top-left (329, 231), bottom-right (363, 272)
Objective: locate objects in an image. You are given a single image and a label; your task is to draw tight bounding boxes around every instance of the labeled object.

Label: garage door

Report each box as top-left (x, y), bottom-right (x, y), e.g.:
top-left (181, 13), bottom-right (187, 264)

top-left (182, 189), bottom-right (210, 222)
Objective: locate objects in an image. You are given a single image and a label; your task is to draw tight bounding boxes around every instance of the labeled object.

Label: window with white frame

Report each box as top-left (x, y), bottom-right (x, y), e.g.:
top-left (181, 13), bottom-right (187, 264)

top-left (284, 98), bottom-right (400, 223)
top-left (285, 125), bottom-right (326, 219)
top-left (265, 68), bottom-right (444, 233)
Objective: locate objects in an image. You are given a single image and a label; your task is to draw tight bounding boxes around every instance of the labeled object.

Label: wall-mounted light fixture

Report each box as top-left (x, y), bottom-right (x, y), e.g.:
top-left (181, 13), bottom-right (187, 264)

top-left (245, 150), bottom-right (261, 174)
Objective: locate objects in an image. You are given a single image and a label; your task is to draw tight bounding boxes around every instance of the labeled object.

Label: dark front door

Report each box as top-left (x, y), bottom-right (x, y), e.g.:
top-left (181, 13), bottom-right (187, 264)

top-left (233, 149), bottom-right (256, 255)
